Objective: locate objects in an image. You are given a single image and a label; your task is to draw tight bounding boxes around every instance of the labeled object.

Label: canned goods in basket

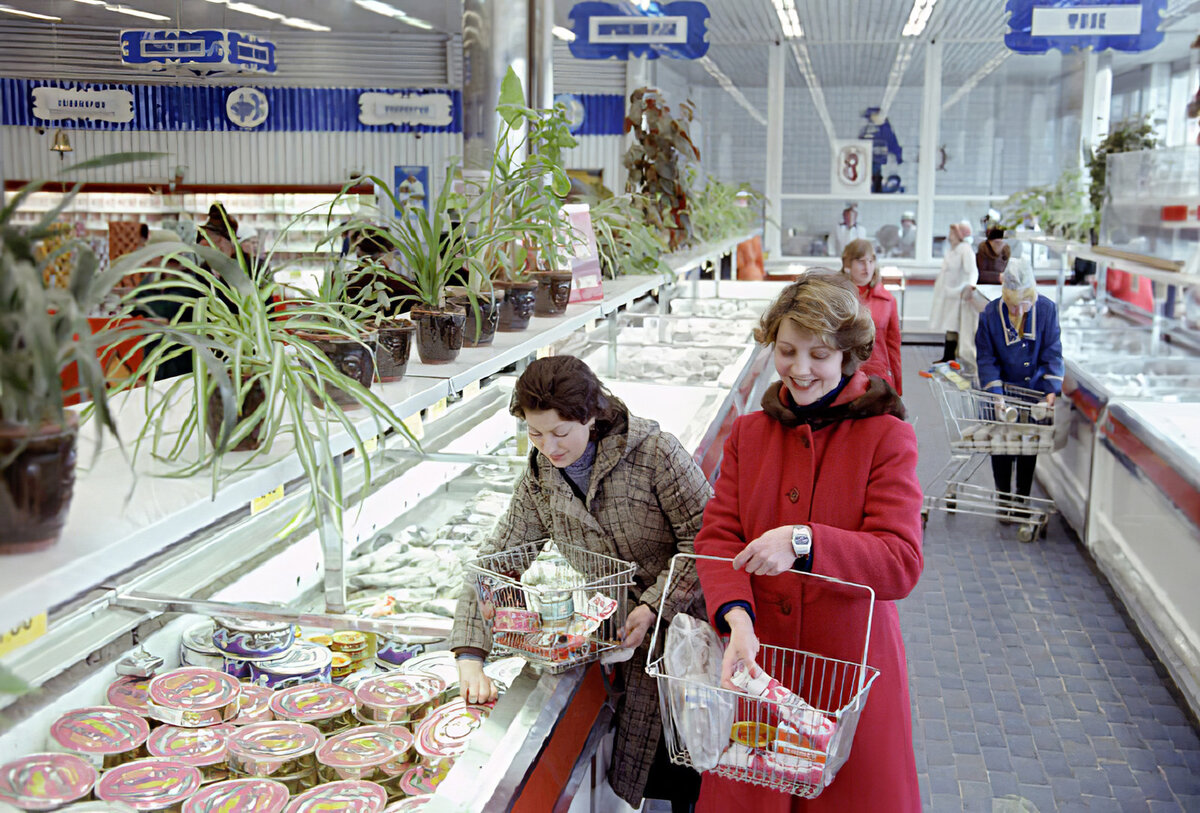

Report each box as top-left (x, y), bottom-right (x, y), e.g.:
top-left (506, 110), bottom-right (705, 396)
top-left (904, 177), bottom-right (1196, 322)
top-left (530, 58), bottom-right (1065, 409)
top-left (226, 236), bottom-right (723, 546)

top-left (48, 707), bottom-right (151, 770)
top-left (250, 642), bottom-right (333, 690)
top-left (94, 758), bottom-right (202, 811)
top-left (146, 724), bottom-right (233, 769)
top-left (413, 699), bottom-right (491, 763)
top-left (106, 676), bottom-right (151, 716)
top-left (212, 616), bottom-right (295, 660)
top-left (269, 683), bottom-right (355, 731)
top-left (181, 778), bottom-right (289, 813)
top-left (146, 668), bottom-right (241, 728)
top-left (353, 674), bottom-right (443, 725)
top-left (230, 684), bottom-right (274, 726)
top-left (284, 780), bottom-right (387, 813)
top-left (226, 722), bottom-right (324, 778)
top-left (316, 726), bottom-right (413, 781)
top-left (0, 753), bottom-right (97, 810)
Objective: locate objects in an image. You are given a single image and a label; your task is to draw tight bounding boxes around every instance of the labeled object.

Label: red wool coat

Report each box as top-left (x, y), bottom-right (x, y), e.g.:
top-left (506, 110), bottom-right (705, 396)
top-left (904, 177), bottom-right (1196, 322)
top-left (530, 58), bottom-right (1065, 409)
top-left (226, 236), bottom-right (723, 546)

top-left (858, 284), bottom-right (903, 395)
top-left (694, 372), bottom-right (923, 812)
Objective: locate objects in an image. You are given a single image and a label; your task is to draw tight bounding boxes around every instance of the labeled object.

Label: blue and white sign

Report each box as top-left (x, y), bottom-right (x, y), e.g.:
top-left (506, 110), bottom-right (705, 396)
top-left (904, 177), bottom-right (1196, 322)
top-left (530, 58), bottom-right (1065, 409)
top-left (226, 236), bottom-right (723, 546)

top-left (567, 1), bottom-right (710, 60)
top-left (120, 29), bottom-right (277, 74)
top-left (1005, 0), bottom-right (1166, 54)
top-left (31, 86), bottom-right (134, 123)
top-left (394, 166), bottom-right (429, 217)
top-left (226, 87), bottom-right (269, 129)
top-left (555, 93), bottom-right (587, 134)
top-left (359, 91), bottom-right (454, 128)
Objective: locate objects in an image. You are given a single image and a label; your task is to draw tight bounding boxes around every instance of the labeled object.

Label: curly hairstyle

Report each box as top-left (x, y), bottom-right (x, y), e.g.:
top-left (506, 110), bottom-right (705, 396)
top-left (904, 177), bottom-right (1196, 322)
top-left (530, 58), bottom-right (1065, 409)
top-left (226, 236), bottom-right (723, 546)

top-left (754, 271), bottom-right (876, 376)
top-left (511, 356), bottom-right (629, 438)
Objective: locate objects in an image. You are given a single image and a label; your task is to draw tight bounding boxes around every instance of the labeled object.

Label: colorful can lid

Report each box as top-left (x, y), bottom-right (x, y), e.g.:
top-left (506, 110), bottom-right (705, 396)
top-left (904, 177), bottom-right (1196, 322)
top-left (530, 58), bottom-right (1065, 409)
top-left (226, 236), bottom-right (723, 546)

top-left (0, 753), bottom-right (97, 810)
top-left (284, 780), bottom-right (387, 813)
top-left (331, 653), bottom-right (353, 670)
top-left (213, 616), bottom-right (292, 635)
top-left (395, 762), bottom-right (448, 797)
top-left (413, 699), bottom-right (490, 760)
top-left (147, 668), bottom-right (241, 726)
top-left (331, 632), bottom-right (366, 649)
top-left (181, 622), bottom-right (220, 657)
top-left (106, 676), bottom-right (151, 716)
top-left (317, 726), bottom-right (411, 771)
top-left (383, 798), bottom-right (432, 812)
top-left (94, 758), bottom-right (203, 809)
top-left (354, 674), bottom-right (443, 713)
top-left (49, 707), bottom-right (150, 756)
top-left (269, 683), bottom-right (355, 723)
top-left (146, 725), bottom-right (233, 767)
top-left (231, 684), bottom-right (274, 725)
top-left (253, 642), bottom-right (333, 677)
top-left (181, 778), bottom-right (289, 813)
top-left (398, 651), bottom-right (457, 691)
top-left (227, 722), bottom-right (323, 764)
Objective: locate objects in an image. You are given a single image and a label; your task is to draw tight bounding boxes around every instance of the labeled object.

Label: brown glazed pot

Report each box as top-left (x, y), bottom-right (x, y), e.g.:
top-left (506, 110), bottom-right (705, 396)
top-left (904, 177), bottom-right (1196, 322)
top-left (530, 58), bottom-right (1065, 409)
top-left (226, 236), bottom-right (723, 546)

top-left (294, 331), bottom-right (377, 409)
top-left (205, 376), bottom-right (268, 452)
top-left (532, 271), bottom-right (574, 317)
top-left (448, 293), bottom-right (500, 348)
top-left (411, 305), bottom-right (466, 364)
top-left (495, 281), bottom-right (537, 332)
top-left (0, 415), bottom-right (79, 554)
top-left (371, 320), bottom-right (416, 382)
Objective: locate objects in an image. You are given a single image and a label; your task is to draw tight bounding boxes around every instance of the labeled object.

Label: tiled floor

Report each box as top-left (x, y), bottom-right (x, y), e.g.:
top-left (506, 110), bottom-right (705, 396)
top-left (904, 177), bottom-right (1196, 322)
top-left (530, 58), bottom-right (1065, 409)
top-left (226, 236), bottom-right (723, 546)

top-left (903, 345), bottom-right (1200, 811)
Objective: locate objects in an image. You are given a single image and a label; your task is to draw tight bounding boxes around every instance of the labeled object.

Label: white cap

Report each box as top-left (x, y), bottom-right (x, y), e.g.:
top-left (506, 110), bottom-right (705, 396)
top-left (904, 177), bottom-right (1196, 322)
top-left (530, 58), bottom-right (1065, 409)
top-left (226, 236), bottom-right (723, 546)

top-left (1002, 258), bottom-right (1036, 292)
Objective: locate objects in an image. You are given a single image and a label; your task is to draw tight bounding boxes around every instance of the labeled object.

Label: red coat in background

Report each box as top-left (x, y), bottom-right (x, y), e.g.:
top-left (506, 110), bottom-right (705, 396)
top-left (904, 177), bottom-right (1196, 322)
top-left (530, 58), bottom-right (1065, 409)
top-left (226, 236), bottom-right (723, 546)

top-left (858, 283), bottom-right (903, 395)
top-left (694, 372), bottom-right (923, 812)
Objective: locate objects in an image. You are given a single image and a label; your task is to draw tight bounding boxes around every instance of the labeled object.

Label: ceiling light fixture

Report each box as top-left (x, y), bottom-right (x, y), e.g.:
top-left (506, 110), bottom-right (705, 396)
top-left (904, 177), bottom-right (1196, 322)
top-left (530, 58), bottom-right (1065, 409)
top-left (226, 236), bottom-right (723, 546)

top-left (101, 4), bottom-right (172, 21)
top-left (902, 0), bottom-right (940, 37)
top-left (354, 0), bottom-right (434, 30)
top-left (789, 40), bottom-right (836, 146)
top-left (202, 0), bottom-right (331, 32)
top-left (0, 3), bottom-right (62, 20)
top-left (552, 26), bottom-right (576, 42)
top-left (771, 0), bottom-right (803, 39)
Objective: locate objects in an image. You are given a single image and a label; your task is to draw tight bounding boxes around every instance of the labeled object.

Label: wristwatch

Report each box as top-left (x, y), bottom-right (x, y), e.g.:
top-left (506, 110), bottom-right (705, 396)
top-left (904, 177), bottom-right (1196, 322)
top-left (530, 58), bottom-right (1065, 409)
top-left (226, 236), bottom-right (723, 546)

top-left (791, 524), bottom-right (813, 563)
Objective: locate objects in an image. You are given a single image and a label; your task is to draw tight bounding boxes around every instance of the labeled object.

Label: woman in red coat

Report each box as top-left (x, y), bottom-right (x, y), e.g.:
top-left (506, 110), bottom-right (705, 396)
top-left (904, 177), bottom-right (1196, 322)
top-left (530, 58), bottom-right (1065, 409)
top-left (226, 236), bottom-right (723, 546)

top-left (841, 239), bottom-right (902, 394)
top-left (694, 273), bottom-right (923, 812)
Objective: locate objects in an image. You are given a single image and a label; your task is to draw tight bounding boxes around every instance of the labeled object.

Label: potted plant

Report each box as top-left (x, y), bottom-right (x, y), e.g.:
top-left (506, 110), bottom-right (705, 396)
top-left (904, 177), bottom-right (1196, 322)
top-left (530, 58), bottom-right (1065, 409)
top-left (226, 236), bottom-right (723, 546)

top-left (1086, 115), bottom-right (1158, 243)
top-left (1000, 168), bottom-right (1094, 244)
top-left (624, 87), bottom-right (701, 251)
top-left (588, 192), bottom-right (668, 279)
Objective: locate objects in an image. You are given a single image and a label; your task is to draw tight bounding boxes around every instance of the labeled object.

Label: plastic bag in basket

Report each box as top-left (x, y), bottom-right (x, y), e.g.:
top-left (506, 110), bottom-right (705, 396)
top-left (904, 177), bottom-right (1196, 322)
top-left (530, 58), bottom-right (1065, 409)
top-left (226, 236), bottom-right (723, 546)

top-left (663, 614), bottom-right (736, 772)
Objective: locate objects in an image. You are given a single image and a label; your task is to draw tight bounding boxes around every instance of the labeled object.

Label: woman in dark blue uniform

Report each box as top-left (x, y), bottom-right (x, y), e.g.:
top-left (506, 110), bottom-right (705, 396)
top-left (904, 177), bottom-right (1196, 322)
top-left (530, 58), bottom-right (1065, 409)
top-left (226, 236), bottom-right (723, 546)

top-left (975, 260), bottom-right (1064, 510)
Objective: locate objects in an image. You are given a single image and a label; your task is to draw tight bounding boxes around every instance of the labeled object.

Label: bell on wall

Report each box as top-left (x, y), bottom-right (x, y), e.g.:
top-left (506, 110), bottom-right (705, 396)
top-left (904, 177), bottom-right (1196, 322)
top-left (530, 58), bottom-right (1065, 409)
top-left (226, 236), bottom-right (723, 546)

top-left (50, 128), bottom-right (73, 158)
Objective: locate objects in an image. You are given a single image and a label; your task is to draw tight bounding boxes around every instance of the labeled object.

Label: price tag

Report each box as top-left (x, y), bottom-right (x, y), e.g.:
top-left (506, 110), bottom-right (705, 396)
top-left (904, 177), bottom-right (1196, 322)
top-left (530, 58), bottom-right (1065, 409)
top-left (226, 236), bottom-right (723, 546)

top-left (536, 345), bottom-right (553, 359)
top-left (426, 398), bottom-right (448, 421)
top-left (462, 380), bottom-right (481, 402)
top-left (0, 612), bottom-right (47, 657)
top-left (402, 412), bottom-right (425, 441)
top-left (251, 484), bottom-right (284, 516)
top-left (363, 435), bottom-right (379, 454)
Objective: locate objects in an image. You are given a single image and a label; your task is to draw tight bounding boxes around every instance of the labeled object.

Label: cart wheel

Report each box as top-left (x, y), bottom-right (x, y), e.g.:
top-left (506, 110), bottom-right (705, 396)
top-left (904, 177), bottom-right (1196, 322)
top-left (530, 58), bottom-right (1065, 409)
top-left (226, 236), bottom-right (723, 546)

top-left (1018, 524), bottom-right (1035, 543)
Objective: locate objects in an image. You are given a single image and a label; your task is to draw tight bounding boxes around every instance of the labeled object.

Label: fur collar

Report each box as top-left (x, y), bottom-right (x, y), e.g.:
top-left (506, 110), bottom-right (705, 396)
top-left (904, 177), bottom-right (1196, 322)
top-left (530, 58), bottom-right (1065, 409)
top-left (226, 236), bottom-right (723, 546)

top-left (761, 374), bottom-right (906, 430)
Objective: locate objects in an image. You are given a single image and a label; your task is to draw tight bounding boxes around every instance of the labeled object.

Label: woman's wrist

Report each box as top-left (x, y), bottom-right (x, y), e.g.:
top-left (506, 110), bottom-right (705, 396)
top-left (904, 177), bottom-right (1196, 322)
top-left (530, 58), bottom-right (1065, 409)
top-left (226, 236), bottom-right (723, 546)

top-left (723, 606), bottom-right (754, 631)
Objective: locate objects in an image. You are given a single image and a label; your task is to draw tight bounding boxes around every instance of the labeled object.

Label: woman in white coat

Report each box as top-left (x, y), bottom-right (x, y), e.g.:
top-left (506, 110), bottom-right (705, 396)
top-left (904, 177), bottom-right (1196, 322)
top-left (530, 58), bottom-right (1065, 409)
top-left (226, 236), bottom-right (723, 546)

top-left (930, 221), bottom-right (978, 365)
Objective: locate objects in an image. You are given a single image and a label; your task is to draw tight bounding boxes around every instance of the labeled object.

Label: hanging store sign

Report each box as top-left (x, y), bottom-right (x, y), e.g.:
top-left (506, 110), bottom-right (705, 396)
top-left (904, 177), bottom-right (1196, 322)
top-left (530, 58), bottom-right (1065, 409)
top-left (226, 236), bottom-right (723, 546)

top-left (120, 29), bottom-right (277, 74)
top-left (226, 87), bottom-right (269, 129)
top-left (31, 86), bottom-right (134, 123)
top-left (567, 1), bottom-right (710, 60)
top-left (358, 91), bottom-right (455, 128)
top-left (1004, 0), bottom-right (1166, 54)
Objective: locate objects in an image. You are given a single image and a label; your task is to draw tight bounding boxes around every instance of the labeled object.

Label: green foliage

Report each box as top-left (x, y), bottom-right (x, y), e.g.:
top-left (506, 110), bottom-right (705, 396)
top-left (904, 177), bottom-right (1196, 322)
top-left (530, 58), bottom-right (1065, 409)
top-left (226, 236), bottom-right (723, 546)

top-left (1000, 168), bottom-right (1094, 243)
top-left (686, 167), bottom-right (763, 244)
top-left (623, 88), bottom-right (701, 251)
top-left (587, 193), bottom-right (668, 278)
top-left (1086, 115), bottom-right (1158, 219)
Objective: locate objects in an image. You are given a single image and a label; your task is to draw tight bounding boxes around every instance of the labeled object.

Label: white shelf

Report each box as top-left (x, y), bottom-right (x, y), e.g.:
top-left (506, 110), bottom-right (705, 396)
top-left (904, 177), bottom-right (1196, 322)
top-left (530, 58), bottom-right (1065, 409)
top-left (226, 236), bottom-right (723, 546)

top-left (1073, 247), bottom-right (1200, 290)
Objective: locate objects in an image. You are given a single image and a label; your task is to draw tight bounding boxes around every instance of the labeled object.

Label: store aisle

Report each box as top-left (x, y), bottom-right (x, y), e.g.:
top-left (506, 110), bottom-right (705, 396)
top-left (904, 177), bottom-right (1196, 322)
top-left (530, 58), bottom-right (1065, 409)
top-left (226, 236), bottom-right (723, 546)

top-left (902, 345), bottom-right (1200, 812)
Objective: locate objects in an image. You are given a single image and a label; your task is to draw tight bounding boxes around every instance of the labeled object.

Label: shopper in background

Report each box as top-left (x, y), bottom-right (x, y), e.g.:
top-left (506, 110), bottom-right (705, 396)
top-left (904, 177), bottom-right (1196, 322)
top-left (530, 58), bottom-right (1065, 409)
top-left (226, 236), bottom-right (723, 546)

top-left (975, 259), bottom-right (1063, 516)
top-left (841, 239), bottom-right (902, 394)
top-left (693, 273), bottom-right (923, 812)
top-left (930, 221), bottom-right (979, 365)
top-left (450, 355), bottom-right (711, 812)
top-left (897, 210), bottom-right (917, 258)
top-left (830, 202), bottom-right (866, 256)
top-left (976, 226), bottom-right (1011, 285)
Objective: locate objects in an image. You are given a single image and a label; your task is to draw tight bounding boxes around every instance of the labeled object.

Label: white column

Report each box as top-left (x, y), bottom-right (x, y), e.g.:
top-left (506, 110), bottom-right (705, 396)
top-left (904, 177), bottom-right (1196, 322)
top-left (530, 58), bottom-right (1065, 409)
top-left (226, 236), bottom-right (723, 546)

top-left (765, 42), bottom-right (785, 259)
top-left (916, 40), bottom-right (942, 264)
top-left (1081, 49), bottom-right (1113, 154)
top-left (1146, 61), bottom-right (1171, 143)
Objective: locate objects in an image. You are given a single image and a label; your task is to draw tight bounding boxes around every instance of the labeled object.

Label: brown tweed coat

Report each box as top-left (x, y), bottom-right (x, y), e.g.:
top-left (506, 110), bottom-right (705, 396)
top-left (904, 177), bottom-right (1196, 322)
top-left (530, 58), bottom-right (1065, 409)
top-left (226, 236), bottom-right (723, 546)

top-left (451, 414), bottom-right (712, 807)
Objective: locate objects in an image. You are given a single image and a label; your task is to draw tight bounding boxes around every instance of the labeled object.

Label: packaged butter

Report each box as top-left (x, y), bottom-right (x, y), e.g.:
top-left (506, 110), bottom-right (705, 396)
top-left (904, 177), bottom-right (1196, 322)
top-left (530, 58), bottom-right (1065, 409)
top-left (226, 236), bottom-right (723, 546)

top-left (353, 674), bottom-right (443, 725)
top-left (230, 684), bottom-right (274, 726)
top-left (212, 616), bottom-right (295, 660)
top-left (180, 623), bottom-right (225, 672)
top-left (49, 706), bottom-right (151, 769)
top-left (146, 668), bottom-right (241, 728)
top-left (250, 642), bottom-right (333, 690)
top-left (268, 683), bottom-right (355, 732)
top-left (106, 676), bottom-right (152, 717)
top-left (94, 758), bottom-right (202, 811)
top-left (413, 699), bottom-right (491, 763)
top-left (0, 752), bottom-right (97, 810)
top-left (283, 780), bottom-right (387, 813)
top-left (225, 721), bottom-right (323, 778)
top-left (317, 726), bottom-right (413, 782)
top-left (181, 778), bottom-right (289, 813)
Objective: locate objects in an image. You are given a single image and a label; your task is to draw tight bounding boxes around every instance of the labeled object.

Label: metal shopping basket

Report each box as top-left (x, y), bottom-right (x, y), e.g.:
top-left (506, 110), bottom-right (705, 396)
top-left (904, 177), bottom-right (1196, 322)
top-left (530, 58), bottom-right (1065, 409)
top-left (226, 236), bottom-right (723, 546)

top-left (645, 555), bottom-right (879, 799)
top-left (464, 540), bottom-right (636, 674)
top-left (920, 364), bottom-right (1058, 542)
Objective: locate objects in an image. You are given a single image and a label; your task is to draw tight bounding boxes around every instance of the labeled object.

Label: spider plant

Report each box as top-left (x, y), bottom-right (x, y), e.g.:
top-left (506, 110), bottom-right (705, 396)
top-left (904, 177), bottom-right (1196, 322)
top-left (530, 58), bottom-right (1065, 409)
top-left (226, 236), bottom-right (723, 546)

top-left (588, 193), bottom-right (668, 279)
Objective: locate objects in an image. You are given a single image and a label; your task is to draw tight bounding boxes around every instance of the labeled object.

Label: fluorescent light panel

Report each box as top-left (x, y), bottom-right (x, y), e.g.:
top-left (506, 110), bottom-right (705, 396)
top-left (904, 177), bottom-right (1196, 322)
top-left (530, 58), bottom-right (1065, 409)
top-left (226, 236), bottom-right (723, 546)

top-left (104, 4), bottom-right (171, 21)
top-left (772, 0), bottom-right (803, 39)
top-left (902, 0), bottom-right (939, 37)
top-left (0, 3), bottom-right (62, 20)
top-left (354, 0), bottom-right (434, 30)
top-left (202, 0), bottom-right (331, 32)
top-left (552, 25), bottom-right (576, 42)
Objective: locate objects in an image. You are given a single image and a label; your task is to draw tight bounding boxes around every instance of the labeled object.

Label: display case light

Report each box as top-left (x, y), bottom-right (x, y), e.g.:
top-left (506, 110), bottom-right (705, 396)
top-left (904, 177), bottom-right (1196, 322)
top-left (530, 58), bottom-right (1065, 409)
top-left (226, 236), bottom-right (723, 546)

top-left (772, 0), bottom-right (803, 39)
top-left (354, 0), bottom-right (434, 30)
top-left (0, 3), bottom-right (62, 20)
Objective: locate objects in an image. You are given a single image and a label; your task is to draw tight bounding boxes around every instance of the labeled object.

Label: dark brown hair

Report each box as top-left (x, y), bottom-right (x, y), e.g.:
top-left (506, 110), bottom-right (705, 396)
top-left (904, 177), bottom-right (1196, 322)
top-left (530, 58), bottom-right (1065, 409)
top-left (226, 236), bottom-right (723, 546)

top-left (511, 356), bottom-right (628, 438)
top-left (200, 203), bottom-right (238, 243)
top-left (754, 271), bottom-right (876, 376)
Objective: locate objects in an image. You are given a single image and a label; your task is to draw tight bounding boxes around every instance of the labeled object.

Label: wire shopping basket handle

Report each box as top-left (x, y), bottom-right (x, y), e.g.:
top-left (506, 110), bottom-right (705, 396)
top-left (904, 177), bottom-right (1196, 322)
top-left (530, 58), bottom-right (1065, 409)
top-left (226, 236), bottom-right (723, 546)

top-left (646, 553), bottom-right (877, 700)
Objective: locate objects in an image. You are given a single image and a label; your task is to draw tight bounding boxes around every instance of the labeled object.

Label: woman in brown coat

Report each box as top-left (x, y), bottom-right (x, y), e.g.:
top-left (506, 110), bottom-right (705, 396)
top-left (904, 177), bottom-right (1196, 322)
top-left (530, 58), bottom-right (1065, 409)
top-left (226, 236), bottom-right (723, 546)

top-left (451, 355), bottom-right (713, 811)
top-left (976, 226), bottom-right (1011, 285)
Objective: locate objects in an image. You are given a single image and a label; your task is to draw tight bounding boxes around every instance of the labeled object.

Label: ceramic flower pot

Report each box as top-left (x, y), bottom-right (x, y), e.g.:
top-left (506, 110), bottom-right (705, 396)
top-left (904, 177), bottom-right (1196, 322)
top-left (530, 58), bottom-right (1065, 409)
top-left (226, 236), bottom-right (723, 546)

top-left (448, 294), bottom-right (500, 348)
top-left (371, 320), bottom-right (417, 382)
top-left (495, 281), bottom-right (537, 332)
top-left (0, 415), bottom-right (79, 553)
top-left (205, 375), bottom-right (268, 452)
top-left (411, 306), bottom-right (466, 364)
top-left (294, 331), bottom-right (377, 409)
top-left (532, 271), bottom-right (573, 317)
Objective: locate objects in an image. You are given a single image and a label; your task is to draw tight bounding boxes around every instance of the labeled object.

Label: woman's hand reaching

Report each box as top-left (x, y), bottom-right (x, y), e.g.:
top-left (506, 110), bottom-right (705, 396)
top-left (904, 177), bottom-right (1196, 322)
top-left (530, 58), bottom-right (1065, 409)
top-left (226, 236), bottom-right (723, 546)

top-left (618, 603), bottom-right (656, 649)
top-left (720, 607), bottom-right (760, 690)
top-left (457, 658), bottom-right (498, 704)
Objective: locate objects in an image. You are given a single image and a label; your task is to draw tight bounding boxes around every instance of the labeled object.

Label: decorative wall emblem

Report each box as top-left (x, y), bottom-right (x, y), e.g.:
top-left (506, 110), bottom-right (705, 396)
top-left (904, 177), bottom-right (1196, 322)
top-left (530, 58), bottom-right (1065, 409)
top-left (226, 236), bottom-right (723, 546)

top-left (358, 91), bottom-right (454, 128)
top-left (120, 29), bottom-right (277, 75)
top-left (226, 88), bottom-right (269, 129)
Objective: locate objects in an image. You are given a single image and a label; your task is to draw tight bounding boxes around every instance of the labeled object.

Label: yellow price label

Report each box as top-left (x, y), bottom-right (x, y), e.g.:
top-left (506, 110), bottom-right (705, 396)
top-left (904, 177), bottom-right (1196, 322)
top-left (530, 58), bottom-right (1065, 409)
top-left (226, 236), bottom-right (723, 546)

top-left (0, 612), bottom-right (47, 657)
top-left (536, 345), bottom-right (553, 359)
top-left (462, 380), bottom-right (481, 402)
top-left (363, 435), bottom-right (379, 454)
top-left (251, 484), bottom-right (284, 516)
top-left (402, 412), bottom-right (425, 441)
top-left (426, 398), bottom-right (448, 421)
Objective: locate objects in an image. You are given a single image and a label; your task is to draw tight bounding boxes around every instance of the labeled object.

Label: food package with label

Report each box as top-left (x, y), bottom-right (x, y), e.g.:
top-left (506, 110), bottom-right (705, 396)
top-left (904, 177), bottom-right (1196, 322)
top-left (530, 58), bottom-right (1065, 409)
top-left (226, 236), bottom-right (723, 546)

top-left (728, 662), bottom-right (836, 752)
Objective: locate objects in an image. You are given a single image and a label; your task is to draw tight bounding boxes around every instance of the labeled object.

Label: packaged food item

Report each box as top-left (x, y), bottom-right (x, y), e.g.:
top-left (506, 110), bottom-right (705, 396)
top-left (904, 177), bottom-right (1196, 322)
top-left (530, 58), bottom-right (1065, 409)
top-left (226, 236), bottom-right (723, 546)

top-left (492, 607), bottom-right (540, 634)
top-left (181, 778), bottom-right (289, 813)
top-left (250, 642), bottom-right (333, 690)
top-left (283, 780), bottom-right (387, 813)
top-left (94, 758), bottom-right (202, 811)
top-left (230, 684), bottom-right (274, 726)
top-left (226, 722), bottom-right (323, 779)
top-left (306, 634), bottom-right (334, 647)
top-left (0, 753), bottom-right (97, 810)
top-left (49, 707), bottom-right (151, 769)
top-left (180, 623), bottom-right (225, 671)
top-left (146, 668), bottom-right (242, 728)
top-left (316, 726), bottom-right (412, 782)
top-left (382, 797), bottom-right (432, 812)
top-left (331, 652), bottom-right (356, 681)
top-left (331, 631), bottom-right (367, 656)
top-left (374, 613), bottom-right (449, 670)
top-left (212, 616), bottom-right (295, 660)
top-left (146, 724), bottom-right (233, 778)
top-left (106, 676), bottom-right (152, 716)
top-left (393, 761), bottom-right (449, 797)
top-left (728, 662), bottom-right (836, 752)
top-left (222, 656), bottom-right (258, 681)
top-left (269, 683), bottom-right (356, 733)
top-left (412, 699), bottom-right (490, 763)
top-left (397, 652), bottom-right (458, 703)
top-left (353, 674), bottom-right (443, 725)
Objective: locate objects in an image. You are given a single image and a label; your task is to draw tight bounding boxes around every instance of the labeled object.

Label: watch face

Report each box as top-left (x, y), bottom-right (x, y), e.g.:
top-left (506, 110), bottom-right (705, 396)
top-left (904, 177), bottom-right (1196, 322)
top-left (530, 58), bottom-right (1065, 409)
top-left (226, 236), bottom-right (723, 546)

top-left (791, 526), bottom-right (812, 557)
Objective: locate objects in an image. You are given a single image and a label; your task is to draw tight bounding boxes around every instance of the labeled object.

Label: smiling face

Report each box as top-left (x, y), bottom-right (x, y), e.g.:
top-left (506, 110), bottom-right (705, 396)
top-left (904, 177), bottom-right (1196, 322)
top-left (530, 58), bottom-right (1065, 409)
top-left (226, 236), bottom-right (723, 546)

top-left (774, 319), bottom-right (845, 407)
top-left (524, 408), bottom-right (595, 468)
top-left (847, 253), bottom-right (876, 287)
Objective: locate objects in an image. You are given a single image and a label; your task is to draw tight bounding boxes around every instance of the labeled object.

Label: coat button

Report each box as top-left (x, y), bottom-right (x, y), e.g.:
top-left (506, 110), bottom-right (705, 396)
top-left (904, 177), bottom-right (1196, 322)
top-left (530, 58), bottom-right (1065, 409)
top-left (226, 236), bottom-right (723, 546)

top-left (1023, 361), bottom-right (1030, 366)
top-left (788, 488), bottom-right (799, 503)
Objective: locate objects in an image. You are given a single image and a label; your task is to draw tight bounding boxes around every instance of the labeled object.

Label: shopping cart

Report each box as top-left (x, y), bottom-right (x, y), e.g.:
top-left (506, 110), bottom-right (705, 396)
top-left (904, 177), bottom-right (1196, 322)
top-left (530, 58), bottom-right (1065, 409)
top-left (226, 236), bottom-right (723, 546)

top-left (464, 540), bottom-right (636, 674)
top-left (920, 365), bottom-right (1057, 542)
top-left (646, 555), bottom-right (879, 799)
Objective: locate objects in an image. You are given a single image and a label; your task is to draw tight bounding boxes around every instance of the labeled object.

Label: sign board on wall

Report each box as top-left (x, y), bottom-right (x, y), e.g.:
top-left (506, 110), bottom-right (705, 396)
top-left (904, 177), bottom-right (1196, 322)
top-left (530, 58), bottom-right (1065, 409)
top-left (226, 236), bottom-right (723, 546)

top-left (120, 29), bottom-right (277, 74)
top-left (1004, 0), bottom-right (1166, 54)
top-left (567, 1), bottom-right (710, 60)
top-left (831, 140), bottom-right (872, 197)
top-left (393, 166), bottom-right (429, 217)
top-left (226, 88), bottom-right (269, 129)
top-left (562, 204), bottom-right (604, 303)
top-left (359, 92), bottom-right (454, 128)
top-left (31, 87), bottom-right (134, 123)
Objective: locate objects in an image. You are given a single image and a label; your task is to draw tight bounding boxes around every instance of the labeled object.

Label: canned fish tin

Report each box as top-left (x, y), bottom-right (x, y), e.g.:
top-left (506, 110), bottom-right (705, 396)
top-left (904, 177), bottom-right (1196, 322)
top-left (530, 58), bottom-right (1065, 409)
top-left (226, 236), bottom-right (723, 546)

top-left (413, 699), bottom-right (490, 763)
top-left (331, 653), bottom-right (355, 680)
top-left (181, 778), bottom-right (289, 813)
top-left (353, 674), bottom-right (444, 725)
top-left (180, 623), bottom-right (225, 672)
top-left (226, 722), bottom-right (323, 778)
top-left (394, 762), bottom-right (449, 797)
top-left (317, 726), bottom-right (413, 782)
top-left (222, 656), bottom-right (257, 681)
top-left (146, 724), bottom-right (233, 769)
top-left (49, 707), bottom-right (151, 769)
top-left (0, 753), bottom-right (97, 810)
top-left (212, 617), bottom-right (295, 660)
top-left (230, 685), bottom-right (274, 726)
top-left (331, 632), bottom-right (367, 655)
top-left (373, 613), bottom-right (448, 668)
top-left (250, 642), bottom-right (333, 690)
top-left (106, 676), bottom-right (152, 716)
top-left (398, 652), bottom-right (458, 703)
top-left (268, 683), bottom-right (355, 731)
top-left (94, 758), bottom-right (202, 811)
top-left (284, 780), bottom-right (387, 813)
top-left (538, 589), bottom-right (574, 630)
top-left (383, 798), bottom-right (432, 812)
top-left (146, 668), bottom-right (241, 728)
